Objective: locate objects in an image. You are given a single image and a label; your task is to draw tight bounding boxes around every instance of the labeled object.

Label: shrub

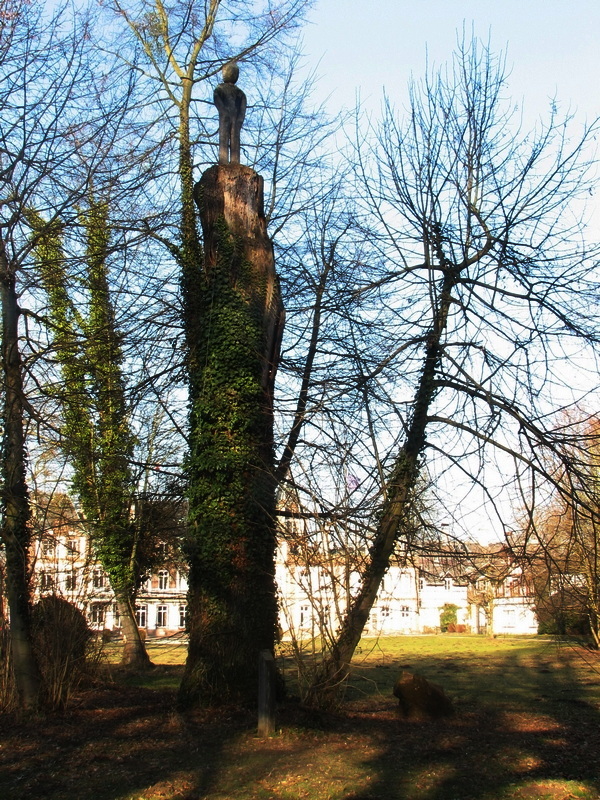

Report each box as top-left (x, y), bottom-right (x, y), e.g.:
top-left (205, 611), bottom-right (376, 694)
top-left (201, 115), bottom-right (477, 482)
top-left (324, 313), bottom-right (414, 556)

top-left (537, 609), bottom-right (590, 637)
top-left (439, 604), bottom-right (459, 633)
top-left (31, 595), bottom-right (101, 709)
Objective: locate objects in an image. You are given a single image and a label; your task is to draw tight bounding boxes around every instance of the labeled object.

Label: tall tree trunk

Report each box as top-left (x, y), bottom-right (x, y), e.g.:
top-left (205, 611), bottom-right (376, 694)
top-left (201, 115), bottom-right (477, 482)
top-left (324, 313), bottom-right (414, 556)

top-left (0, 241), bottom-right (42, 709)
top-left (179, 164), bottom-right (284, 706)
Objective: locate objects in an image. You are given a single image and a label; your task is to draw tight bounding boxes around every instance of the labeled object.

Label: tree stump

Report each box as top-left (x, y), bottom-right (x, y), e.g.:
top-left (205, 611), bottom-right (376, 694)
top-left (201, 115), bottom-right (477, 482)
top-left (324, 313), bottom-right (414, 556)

top-left (180, 164), bottom-right (283, 707)
top-left (194, 164), bottom-right (283, 399)
top-left (393, 671), bottom-right (454, 719)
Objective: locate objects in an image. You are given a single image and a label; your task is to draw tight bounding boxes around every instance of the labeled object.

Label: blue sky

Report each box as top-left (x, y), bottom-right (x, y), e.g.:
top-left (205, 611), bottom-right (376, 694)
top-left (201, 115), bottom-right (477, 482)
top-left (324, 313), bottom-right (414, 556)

top-left (299, 2), bottom-right (600, 541)
top-left (301, 0), bottom-right (600, 124)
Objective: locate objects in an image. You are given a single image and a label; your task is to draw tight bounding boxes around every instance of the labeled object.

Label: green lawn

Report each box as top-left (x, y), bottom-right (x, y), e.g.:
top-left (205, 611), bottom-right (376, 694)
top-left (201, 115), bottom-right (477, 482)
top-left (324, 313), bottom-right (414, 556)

top-left (112, 633), bottom-right (600, 717)
top-left (346, 634), bottom-right (600, 708)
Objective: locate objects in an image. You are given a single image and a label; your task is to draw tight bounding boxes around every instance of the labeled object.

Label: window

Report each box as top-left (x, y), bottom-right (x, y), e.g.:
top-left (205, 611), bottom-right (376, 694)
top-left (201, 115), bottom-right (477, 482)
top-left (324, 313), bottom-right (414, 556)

top-left (135, 604), bottom-right (147, 628)
top-left (400, 605), bottom-right (410, 618)
top-left (67, 539), bottom-right (79, 554)
top-left (156, 605), bottom-right (168, 627)
top-left (65, 571), bottom-right (77, 591)
top-left (418, 577), bottom-right (424, 591)
top-left (40, 571), bottom-right (53, 590)
top-left (90, 604), bottom-right (105, 626)
top-left (158, 569), bottom-right (169, 590)
top-left (42, 541), bottom-right (55, 558)
top-left (300, 604), bottom-right (310, 628)
top-left (93, 569), bottom-right (104, 589)
top-left (112, 604), bottom-right (121, 627)
top-left (444, 577), bottom-right (452, 591)
top-left (508, 579), bottom-right (523, 597)
top-left (381, 605), bottom-right (390, 617)
top-left (179, 605), bottom-right (187, 628)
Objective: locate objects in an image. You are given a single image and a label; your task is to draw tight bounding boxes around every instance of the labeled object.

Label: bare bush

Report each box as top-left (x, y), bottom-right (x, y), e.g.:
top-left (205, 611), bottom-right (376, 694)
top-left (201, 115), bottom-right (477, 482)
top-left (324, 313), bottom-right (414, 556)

top-left (31, 596), bottom-right (102, 710)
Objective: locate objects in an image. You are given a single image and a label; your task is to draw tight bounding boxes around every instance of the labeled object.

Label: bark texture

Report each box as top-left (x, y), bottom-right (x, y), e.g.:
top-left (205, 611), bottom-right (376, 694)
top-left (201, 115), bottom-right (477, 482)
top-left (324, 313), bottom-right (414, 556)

top-left (116, 596), bottom-right (151, 667)
top-left (180, 164), bottom-right (284, 706)
top-left (0, 241), bottom-right (42, 708)
top-left (194, 164), bottom-right (284, 401)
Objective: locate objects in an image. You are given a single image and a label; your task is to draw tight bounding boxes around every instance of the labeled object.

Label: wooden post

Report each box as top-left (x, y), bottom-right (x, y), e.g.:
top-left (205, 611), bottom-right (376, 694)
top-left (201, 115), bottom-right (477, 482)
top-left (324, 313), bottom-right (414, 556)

top-left (258, 649), bottom-right (276, 736)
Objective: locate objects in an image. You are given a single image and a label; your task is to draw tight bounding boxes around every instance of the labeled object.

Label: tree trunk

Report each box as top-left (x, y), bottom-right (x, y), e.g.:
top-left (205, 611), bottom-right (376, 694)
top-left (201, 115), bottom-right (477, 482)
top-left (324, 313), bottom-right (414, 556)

top-left (305, 267), bottom-right (458, 708)
top-left (116, 596), bottom-right (152, 668)
top-left (179, 164), bottom-right (284, 707)
top-left (304, 448), bottom-right (422, 708)
top-left (0, 241), bottom-right (42, 709)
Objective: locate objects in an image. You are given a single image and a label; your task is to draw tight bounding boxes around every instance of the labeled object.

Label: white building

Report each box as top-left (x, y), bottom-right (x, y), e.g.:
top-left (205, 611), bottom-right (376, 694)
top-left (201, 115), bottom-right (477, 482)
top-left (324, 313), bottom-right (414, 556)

top-left (26, 526), bottom-right (537, 639)
top-left (32, 531), bottom-right (189, 638)
top-left (276, 538), bottom-right (538, 639)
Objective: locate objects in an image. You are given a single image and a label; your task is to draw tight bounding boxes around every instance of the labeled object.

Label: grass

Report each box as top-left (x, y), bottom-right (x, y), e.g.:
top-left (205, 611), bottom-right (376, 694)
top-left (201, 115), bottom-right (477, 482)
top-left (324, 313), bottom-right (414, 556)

top-left (2, 635), bottom-right (599, 800)
top-left (346, 634), bottom-right (600, 707)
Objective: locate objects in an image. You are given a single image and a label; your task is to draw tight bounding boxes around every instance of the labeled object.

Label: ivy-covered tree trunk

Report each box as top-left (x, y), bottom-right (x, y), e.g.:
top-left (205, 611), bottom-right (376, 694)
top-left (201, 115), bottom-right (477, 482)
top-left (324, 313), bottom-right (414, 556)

top-left (29, 205), bottom-right (151, 670)
top-left (179, 164), bottom-right (284, 706)
top-left (0, 240), bottom-right (42, 709)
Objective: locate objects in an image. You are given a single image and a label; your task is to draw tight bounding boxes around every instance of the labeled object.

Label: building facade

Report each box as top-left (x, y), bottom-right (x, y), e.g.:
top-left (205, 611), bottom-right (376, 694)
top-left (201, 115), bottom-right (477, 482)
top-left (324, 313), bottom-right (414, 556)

top-left (31, 532), bottom-right (189, 638)
top-left (23, 528), bottom-right (538, 639)
top-left (276, 538), bottom-right (538, 640)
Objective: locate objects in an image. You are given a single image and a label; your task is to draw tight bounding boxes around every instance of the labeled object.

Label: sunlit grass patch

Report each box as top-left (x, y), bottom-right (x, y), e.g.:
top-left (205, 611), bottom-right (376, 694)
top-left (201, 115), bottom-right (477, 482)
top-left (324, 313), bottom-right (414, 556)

top-left (488, 779), bottom-right (597, 799)
top-left (102, 638), bottom-right (188, 666)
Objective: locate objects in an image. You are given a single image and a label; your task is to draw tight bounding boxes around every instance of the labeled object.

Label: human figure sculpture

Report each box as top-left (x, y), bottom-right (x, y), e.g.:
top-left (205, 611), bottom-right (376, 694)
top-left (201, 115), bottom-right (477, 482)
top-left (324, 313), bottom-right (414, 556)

top-left (214, 62), bottom-right (246, 165)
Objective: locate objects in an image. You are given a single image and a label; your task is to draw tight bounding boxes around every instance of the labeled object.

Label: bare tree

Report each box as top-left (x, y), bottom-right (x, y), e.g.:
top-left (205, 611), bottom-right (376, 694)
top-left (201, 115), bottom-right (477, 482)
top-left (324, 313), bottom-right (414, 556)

top-left (514, 414), bottom-right (600, 646)
top-left (0, 0), bottom-right (152, 705)
top-left (0, 0), bottom-right (89, 708)
top-left (103, 0), bottom-right (310, 279)
top-left (101, 0), bottom-right (350, 705)
top-left (300, 38), bottom-right (600, 706)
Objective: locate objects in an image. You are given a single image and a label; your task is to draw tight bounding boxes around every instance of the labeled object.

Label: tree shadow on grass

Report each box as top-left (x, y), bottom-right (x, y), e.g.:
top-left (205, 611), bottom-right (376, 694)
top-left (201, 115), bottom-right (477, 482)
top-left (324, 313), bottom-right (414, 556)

top-left (342, 640), bottom-right (600, 800)
top-left (0, 679), bottom-right (250, 800)
top-left (2, 642), bottom-right (598, 800)
top-left (0, 675), bottom-right (343, 800)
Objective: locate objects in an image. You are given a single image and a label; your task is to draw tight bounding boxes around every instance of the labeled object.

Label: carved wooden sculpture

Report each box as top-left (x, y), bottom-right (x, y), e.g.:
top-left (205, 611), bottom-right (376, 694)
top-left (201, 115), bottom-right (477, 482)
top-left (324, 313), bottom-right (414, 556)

top-left (213, 63), bottom-right (246, 165)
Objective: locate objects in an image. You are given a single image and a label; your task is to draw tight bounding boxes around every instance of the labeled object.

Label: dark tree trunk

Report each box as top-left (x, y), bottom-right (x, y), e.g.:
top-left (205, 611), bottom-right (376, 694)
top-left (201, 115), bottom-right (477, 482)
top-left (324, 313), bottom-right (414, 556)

top-left (0, 240), bottom-right (42, 709)
top-left (179, 165), bottom-right (284, 707)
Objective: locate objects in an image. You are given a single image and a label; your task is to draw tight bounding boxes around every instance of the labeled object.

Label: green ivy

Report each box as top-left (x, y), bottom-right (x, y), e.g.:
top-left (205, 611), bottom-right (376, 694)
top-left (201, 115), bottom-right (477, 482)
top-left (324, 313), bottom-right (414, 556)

top-left (440, 603), bottom-right (459, 632)
top-left (182, 215), bottom-right (278, 704)
top-left (29, 202), bottom-right (138, 600)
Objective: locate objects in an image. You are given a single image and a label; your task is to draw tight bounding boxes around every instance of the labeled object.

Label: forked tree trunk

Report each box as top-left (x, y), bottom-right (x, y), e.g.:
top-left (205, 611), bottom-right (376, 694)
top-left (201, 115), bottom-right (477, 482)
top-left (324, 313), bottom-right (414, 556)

top-left (179, 164), bottom-right (284, 706)
top-left (0, 242), bottom-right (42, 709)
